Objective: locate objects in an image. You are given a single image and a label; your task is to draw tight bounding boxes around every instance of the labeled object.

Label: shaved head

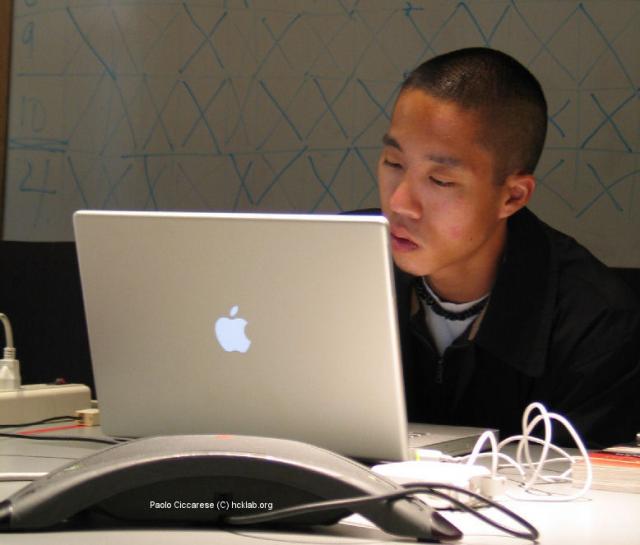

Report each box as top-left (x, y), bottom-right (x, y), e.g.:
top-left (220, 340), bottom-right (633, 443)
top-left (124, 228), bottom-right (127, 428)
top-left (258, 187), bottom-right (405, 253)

top-left (401, 48), bottom-right (548, 183)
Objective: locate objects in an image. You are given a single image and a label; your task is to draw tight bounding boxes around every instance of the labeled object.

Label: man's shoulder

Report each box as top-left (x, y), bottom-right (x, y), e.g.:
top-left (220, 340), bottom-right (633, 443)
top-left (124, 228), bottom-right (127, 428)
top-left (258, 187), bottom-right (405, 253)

top-left (484, 208), bottom-right (640, 380)
top-left (512, 210), bottom-right (640, 374)
top-left (525, 210), bottom-right (639, 314)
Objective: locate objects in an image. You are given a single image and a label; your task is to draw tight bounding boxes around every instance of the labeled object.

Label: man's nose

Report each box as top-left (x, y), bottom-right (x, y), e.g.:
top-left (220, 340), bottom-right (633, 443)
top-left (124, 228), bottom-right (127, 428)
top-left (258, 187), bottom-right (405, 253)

top-left (389, 177), bottom-right (421, 220)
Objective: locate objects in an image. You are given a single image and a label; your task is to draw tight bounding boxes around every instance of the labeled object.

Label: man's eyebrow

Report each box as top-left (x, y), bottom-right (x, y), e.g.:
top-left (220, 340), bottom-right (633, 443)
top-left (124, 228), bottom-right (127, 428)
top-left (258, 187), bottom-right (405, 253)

top-left (426, 153), bottom-right (462, 168)
top-left (382, 134), bottom-right (462, 167)
top-left (381, 133), bottom-right (401, 150)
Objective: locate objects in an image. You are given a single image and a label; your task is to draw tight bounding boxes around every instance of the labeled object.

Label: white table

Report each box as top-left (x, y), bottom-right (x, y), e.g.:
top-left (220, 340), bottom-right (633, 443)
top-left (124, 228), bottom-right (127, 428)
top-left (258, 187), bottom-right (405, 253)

top-left (1, 425), bottom-right (639, 545)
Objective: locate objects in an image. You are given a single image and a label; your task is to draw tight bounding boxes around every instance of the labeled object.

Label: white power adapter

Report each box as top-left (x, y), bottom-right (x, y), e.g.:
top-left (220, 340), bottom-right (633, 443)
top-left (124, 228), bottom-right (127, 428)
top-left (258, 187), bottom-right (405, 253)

top-left (372, 461), bottom-right (501, 508)
top-left (0, 354), bottom-right (21, 391)
top-left (0, 313), bottom-right (21, 391)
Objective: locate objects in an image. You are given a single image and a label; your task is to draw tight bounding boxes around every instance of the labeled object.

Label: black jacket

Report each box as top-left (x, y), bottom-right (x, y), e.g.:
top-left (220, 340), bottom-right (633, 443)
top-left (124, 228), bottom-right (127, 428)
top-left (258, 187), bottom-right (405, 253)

top-left (358, 208), bottom-right (640, 448)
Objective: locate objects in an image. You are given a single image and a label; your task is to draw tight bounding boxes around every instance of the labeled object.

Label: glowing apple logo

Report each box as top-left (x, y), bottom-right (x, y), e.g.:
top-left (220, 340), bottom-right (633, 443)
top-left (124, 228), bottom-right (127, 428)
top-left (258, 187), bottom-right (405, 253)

top-left (215, 306), bottom-right (251, 353)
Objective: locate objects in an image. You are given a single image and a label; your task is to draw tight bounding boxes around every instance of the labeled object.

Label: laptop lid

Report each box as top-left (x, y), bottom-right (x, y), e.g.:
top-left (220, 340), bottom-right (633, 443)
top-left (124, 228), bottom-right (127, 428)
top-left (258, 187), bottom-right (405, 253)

top-left (73, 211), bottom-right (409, 461)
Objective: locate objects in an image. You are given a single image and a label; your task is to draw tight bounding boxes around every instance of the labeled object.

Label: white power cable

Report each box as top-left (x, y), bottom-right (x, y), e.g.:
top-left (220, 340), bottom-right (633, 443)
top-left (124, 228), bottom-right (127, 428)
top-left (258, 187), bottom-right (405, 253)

top-left (461, 402), bottom-right (593, 502)
top-left (507, 406), bottom-right (593, 501)
top-left (0, 313), bottom-right (14, 352)
top-left (465, 430), bottom-right (499, 476)
top-left (408, 403), bottom-right (592, 503)
top-left (498, 435), bottom-right (579, 483)
top-left (464, 451), bottom-right (526, 479)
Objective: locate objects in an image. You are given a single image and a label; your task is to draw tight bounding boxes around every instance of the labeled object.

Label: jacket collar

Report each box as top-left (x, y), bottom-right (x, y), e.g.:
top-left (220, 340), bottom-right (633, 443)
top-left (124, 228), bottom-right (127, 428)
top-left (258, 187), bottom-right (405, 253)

top-left (472, 207), bottom-right (557, 377)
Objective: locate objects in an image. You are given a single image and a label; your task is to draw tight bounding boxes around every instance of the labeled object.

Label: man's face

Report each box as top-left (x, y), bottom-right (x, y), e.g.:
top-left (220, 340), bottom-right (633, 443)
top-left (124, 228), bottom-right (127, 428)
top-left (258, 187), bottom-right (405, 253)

top-left (377, 89), bottom-right (511, 282)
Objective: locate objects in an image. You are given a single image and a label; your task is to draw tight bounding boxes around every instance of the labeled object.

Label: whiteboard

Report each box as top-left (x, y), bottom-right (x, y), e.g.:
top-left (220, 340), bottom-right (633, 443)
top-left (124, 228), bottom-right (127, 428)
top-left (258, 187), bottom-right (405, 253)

top-left (4, 0), bottom-right (640, 266)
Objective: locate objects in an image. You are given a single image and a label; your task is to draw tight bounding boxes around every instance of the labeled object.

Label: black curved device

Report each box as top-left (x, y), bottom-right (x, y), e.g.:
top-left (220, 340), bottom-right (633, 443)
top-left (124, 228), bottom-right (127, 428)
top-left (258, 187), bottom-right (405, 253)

top-left (0, 435), bottom-right (461, 541)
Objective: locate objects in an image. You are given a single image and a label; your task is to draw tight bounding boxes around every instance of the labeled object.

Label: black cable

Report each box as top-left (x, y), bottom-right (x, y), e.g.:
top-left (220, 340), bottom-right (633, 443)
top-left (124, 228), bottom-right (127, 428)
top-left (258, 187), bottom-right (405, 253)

top-left (0, 416), bottom-right (79, 428)
top-left (0, 433), bottom-right (121, 445)
top-left (402, 483), bottom-right (538, 541)
top-left (0, 415), bottom-right (128, 445)
top-left (225, 483), bottom-right (539, 542)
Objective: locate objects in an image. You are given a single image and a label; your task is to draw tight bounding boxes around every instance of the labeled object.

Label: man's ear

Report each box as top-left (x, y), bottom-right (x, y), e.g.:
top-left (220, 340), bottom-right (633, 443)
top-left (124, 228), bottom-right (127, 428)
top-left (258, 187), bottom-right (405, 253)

top-left (499, 173), bottom-right (536, 219)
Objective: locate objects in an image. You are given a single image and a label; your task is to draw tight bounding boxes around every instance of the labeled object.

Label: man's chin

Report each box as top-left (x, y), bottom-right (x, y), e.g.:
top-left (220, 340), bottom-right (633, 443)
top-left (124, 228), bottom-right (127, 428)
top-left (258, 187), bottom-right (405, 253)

top-left (391, 252), bottom-right (431, 277)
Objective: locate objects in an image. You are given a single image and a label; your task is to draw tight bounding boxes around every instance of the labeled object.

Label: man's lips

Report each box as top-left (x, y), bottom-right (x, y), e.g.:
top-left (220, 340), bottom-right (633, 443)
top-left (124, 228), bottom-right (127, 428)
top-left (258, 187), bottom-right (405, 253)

top-left (390, 228), bottom-right (419, 251)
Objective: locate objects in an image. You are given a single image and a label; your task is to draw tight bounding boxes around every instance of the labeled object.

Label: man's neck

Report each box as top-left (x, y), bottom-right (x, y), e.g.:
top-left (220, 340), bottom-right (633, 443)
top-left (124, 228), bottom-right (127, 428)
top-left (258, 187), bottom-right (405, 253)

top-left (426, 224), bottom-right (507, 304)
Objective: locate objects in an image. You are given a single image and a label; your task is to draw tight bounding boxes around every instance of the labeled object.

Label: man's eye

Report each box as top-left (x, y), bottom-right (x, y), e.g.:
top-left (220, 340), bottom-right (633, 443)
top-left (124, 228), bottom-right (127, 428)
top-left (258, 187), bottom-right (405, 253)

top-left (383, 159), bottom-right (402, 169)
top-left (430, 177), bottom-right (454, 187)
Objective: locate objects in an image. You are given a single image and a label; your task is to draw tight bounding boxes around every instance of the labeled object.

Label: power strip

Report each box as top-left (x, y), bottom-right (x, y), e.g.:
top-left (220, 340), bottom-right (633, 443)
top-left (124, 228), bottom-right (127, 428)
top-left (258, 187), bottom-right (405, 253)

top-left (0, 384), bottom-right (92, 425)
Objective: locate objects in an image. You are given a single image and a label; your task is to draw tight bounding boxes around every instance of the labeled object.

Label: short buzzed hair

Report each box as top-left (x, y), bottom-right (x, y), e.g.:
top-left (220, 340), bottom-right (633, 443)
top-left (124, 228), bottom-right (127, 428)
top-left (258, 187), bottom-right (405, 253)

top-left (401, 47), bottom-right (548, 181)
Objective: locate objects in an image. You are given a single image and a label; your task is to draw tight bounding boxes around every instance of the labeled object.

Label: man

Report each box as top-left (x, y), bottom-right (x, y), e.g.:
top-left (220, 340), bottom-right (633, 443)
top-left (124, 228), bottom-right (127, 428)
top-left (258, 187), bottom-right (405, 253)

top-left (374, 47), bottom-right (640, 448)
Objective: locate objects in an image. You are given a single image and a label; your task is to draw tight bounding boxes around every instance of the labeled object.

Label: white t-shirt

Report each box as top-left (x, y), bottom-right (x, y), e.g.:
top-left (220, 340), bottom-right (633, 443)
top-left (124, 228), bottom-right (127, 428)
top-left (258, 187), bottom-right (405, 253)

top-left (420, 279), bottom-right (488, 356)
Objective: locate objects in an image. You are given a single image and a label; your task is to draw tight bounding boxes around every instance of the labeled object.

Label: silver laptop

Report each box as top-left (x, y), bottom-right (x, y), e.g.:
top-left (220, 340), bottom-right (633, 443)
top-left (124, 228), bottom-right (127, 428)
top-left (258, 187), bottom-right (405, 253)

top-left (74, 211), bottom-right (486, 461)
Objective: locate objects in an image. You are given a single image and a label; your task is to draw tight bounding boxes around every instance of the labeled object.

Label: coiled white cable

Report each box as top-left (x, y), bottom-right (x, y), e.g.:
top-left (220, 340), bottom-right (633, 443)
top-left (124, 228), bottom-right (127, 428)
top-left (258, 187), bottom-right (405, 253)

top-left (459, 402), bottom-right (593, 502)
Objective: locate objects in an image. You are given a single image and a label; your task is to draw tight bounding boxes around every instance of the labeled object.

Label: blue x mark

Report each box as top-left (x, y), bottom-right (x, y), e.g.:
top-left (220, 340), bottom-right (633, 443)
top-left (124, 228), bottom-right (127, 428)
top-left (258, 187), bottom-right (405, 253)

top-left (66, 156), bottom-right (89, 207)
top-left (308, 78), bottom-right (349, 139)
top-left (255, 14), bottom-right (302, 78)
top-left (230, 153), bottom-right (255, 209)
top-left (181, 79), bottom-right (227, 153)
top-left (307, 149), bottom-right (351, 211)
top-left (255, 147), bottom-right (308, 205)
top-left (142, 155), bottom-right (169, 210)
top-left (576, 164), bottom-right (639, 218)
top-left (101, 162), bottom-right (134, 208)
top-left (176, 161), bottom-right (214, 209)
top-left (536, 159), bottom-right (575, 211)
top-left (353, 147), bottom-right (379, 208)
top-left (549, 99), bottom-right (570, 139)
top-left (582, 92), bottom-right (635, 152)
top-left (257, 80), bottom-right (304, 149)
top-left (352, 79), bottom-right (400, 144)
top-left (179, 5), bottom-right (227, 73)
top-left (142, 76), bottom-right (180, 152)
